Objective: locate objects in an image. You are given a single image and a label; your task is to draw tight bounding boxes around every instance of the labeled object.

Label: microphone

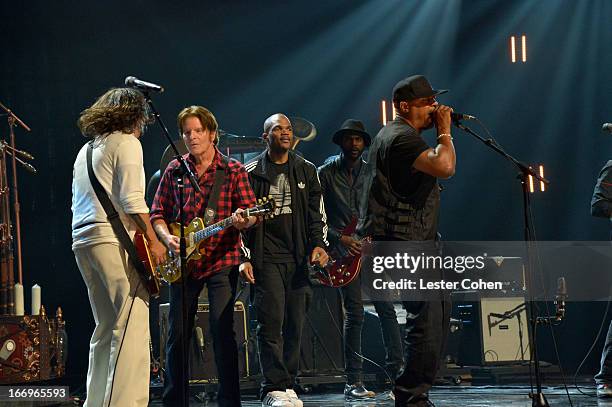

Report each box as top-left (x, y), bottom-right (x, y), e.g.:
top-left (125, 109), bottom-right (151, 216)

top-left (0, 140), bottom-right (34, 160)
top-left (15, 148), bottom-right (34, 161)
top-left (451, 112), bottom-right (476, 121)
top-left (195, 326), bottom-right (205, 359)
top-left (602, 123), bottom-right (612, 133)
top-left (554, 277), bottom-right (567, 322)
top-left (124, 76), bottom-right (164, 93)
top-left (3, 149), bottom-right (37, 174)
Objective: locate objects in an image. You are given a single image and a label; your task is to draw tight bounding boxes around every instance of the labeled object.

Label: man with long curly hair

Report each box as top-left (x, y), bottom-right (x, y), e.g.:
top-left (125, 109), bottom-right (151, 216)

top-left (71, 87), bottom-right (166, 407)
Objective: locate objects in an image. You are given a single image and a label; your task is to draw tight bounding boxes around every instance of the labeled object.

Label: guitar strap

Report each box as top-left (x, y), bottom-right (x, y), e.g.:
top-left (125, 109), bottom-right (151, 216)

top-left (86, 142), bottom-right (149, 284)
top-left (203, 154), bottom-right (227, 226)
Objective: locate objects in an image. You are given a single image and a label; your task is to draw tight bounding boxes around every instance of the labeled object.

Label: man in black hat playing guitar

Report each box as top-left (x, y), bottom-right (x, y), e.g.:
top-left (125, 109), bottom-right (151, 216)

top-left (318, 119), bottom-right (382, 400)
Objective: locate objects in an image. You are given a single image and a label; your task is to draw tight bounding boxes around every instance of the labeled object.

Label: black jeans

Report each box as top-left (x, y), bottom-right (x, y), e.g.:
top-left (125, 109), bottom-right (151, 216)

top-left (163, 267), bottom-right (241, 407)
top-left (372, 300), bottom-right (404, 378)
top-left (340, 274), bottom-right (365, 384)
top-left (394, 298), bottom-right (451, 404)
top-left (596, 320), bottom-right (612, 384)
top-left (254, 262), bottom-right (312, 399)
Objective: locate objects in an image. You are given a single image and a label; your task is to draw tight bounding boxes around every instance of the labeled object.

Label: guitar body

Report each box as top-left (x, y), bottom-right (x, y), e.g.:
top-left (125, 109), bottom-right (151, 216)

top-left (133, 232), bottom-right (161, 297)
top-left (313, 218), bottom-right (368, 288)
top-left (169, 217), bottom-right (207, 261)
top-left (157, 197), bottom-right (276, 283)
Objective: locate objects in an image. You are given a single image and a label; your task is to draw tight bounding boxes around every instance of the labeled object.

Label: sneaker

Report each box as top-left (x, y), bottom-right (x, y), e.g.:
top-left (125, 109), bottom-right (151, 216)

top-left (285, 389), bottom-right (303, 407)
top-left (598, 383), bottom-right (612, 398)
top-left (262, 391), bottom-right (293, 407)
top-left (394, 392), bottom-right (435, 407)
top-left (344, 383), bottom-right (376, 400)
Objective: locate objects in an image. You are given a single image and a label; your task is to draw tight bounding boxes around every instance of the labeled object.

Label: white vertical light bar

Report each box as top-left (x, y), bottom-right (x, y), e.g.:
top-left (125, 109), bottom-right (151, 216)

top-left (511, 36), bottom-right (516, 63)
top-left (539, 165), bottom-right (545, 191)
top-left (522, 34), bottom-right (527, 62)
top-left (528, 174), bottom-right (534, 193)
top-left (382, 100), bottom-right (387, 126)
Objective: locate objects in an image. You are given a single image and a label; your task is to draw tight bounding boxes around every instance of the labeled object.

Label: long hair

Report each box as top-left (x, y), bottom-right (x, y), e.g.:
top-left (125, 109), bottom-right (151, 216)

top-left (77, 87), bottom-right (151, 138)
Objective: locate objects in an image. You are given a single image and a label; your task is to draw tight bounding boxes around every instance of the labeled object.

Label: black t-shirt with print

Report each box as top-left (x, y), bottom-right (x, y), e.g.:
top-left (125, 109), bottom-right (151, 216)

top-left (263, 159), bottom-right (295, 263)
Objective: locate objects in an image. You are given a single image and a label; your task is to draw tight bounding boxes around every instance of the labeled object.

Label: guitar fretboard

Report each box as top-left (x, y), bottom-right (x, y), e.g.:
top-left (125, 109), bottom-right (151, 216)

top-left (193, 217), bottom-right (234, 243)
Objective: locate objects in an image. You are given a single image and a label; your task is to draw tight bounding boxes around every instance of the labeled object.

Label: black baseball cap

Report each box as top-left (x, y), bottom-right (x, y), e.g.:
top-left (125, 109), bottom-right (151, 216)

top-left (392, 75), bottom-right (448, 102)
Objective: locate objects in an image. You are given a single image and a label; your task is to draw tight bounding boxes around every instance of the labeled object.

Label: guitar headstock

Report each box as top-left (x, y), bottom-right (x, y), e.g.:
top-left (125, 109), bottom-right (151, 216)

top-left (251, 196), bottom-right (276, 219)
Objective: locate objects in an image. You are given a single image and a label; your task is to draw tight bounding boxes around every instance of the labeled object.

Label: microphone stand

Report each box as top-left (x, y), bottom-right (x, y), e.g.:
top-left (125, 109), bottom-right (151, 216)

top-left (0, 101), bottom-right (32, 290)
top-left (142, 92), bottom-right (196, 407)
top-left (454, 120), bottom-right (551, 407)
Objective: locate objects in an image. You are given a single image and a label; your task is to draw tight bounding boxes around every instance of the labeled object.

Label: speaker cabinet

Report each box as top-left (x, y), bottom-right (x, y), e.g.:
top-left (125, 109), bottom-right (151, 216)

top-left (453, 295), bottom-right (530, 366)
top-left (299, 286), bottom-right (345, 376)
top-left (159, 301), bottom-right (249, 383)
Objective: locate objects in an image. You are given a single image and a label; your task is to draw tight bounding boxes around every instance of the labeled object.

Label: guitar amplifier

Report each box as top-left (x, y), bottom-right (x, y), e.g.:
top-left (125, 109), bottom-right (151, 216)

top-left (452, 295), bottom-right (530, 366)
top-left (0, 313), bottom-right (67, 384)
top-left (159, 301), bottom-right (249, 383)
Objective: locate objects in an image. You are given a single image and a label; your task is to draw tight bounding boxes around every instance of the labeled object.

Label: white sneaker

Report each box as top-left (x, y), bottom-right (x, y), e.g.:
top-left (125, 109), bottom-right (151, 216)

top-left (285, 389), bottom-right (303, 407)
top-left (262, 391), bottom-right (293, 407)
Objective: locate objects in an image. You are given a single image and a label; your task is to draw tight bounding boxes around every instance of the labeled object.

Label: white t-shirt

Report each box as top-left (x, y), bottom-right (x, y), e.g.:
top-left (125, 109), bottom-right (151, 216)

top-left (71, 131), bottom-right (149, 249)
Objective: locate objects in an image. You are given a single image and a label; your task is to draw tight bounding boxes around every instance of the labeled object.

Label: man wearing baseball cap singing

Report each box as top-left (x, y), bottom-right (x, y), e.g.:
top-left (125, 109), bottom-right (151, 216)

top-left (358, 75), bottom-right (456, 406)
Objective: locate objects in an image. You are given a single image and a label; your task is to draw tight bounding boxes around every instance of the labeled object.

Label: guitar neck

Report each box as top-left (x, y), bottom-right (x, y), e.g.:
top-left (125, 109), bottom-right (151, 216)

top-left (193, 216), bottom-right (234, 244)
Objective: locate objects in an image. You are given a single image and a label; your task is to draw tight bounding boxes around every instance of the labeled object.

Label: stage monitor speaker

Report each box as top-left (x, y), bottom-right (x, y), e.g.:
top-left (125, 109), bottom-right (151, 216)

top-left (453, 295), bottom-right (530, 366)
top-left (159, 301), bottom-right (249, 383)
top-left (299, 286), bottom-right (344, 376)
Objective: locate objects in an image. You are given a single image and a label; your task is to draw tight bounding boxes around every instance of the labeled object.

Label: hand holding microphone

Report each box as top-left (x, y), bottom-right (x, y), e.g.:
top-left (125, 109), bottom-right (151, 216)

top-left (433, 104), bottom-right (454, 134)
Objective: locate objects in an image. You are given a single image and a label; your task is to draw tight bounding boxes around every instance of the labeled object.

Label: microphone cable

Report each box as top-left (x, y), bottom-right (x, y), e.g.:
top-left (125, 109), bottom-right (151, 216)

top-left (320, 288), bottom-right (394, 384)
top-left (572, 285), bottom-right (612, 397)
top-left (106, 274), bottom-right (143, 406)
top-left (526, 207), bottom-right (574, 406)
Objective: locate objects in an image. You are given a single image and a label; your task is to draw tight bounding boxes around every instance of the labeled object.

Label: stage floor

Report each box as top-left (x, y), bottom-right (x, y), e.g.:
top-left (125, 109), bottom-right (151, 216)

top-left (147, 385), bottom-right (609, 406)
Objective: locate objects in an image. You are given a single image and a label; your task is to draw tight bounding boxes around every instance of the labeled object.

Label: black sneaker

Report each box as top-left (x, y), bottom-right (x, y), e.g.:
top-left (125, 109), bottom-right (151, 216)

top-left (344, 383), bottom-right (376, 400)
top-left (394, 392), bottom-right (435, 407)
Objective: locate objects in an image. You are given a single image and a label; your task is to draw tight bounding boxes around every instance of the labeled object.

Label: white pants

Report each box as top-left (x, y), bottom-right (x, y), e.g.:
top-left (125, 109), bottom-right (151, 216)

top-left (74, 243), bottom-right (150, 407)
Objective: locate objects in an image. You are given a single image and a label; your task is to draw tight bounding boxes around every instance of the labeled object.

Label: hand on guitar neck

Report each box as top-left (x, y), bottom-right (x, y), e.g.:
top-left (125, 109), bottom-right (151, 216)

top-left (231, 208), bottom-right (258, 230)
top-left (339, 235), bottom-right (362, 257)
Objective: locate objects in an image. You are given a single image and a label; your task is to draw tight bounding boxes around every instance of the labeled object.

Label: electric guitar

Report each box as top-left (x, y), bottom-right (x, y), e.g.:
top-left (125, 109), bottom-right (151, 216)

top-left (133, 232), bottom-right (162, 297)
top-left (143, 197), bottom-right (275, 283)
top-left (310, 217), bottom-right (370, 288)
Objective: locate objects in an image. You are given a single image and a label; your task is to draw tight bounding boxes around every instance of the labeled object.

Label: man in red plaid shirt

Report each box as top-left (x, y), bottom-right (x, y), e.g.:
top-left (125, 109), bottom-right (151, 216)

top-left (151, 106), bottom-right (257, 407)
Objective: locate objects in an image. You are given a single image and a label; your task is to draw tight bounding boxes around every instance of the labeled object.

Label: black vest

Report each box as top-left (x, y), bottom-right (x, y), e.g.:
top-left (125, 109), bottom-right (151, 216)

top-left (363, 119), bottom-right (440, 241)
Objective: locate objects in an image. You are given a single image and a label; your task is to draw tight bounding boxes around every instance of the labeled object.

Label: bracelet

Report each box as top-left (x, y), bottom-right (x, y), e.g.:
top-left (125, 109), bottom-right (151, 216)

top-left (437, 133), bottom-right (453, 141)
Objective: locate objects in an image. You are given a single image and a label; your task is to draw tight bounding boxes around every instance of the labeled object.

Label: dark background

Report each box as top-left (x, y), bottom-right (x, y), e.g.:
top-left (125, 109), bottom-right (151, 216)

top-left (1, 0), bottom-right (611, 389)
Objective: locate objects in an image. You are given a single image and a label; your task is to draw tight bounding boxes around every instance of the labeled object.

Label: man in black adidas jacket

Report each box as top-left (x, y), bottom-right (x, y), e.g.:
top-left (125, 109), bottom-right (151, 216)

top-left (241, 113), bottom-right (329, 407)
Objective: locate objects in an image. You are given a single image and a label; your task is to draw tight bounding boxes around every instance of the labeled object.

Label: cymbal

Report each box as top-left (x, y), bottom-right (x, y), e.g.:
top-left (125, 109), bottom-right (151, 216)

top-left (290, 116), bottom-right (316, 141)
top-left (159, 140), bottom-right (188, 174)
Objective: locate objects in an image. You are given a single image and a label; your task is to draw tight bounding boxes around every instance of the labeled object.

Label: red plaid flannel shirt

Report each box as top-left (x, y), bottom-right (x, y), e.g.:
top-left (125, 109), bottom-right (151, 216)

top-left (150, 149), bottom-right (256, 279)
